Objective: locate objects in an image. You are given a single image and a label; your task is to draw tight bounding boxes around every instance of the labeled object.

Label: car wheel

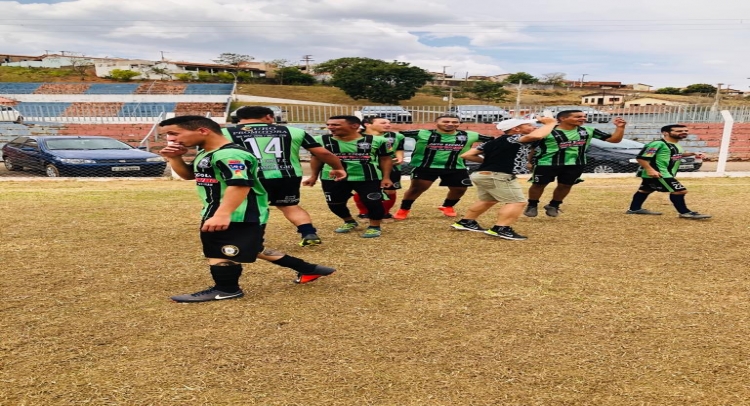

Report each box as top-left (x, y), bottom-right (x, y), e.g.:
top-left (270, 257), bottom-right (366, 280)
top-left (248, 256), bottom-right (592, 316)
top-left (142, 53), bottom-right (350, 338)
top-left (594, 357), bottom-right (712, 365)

top-left (4, 157), bottom-right (22, 171)
top-left (591, 164), bottom-right (617, 173)
top-left (14, 116), bottom-right (24, 124)
top-left (45, 164), bottom-right (61, 177)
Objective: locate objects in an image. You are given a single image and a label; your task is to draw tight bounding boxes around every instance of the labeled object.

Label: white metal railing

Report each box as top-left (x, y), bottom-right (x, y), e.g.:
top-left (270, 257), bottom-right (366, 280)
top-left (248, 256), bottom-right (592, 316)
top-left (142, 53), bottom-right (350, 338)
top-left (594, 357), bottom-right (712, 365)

top-left (138, 112), bottom-right (166, 151)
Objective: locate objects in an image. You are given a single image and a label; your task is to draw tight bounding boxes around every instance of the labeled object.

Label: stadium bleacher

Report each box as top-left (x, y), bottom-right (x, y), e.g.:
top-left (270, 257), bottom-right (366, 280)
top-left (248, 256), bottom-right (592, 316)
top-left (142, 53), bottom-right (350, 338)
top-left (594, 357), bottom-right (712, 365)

top-left (34, 83), bottom-right (90, 94)
top-left (134, 82), bottom-right (187, 95)
top-left (118, 102), bottom-right (176, 117)
top-left (16, 102), bottom-right (72, 117)
top-left (0, 83), bottom-right (42, 94)
top-left (85, 83), bottom-right (140, 95)
top-left (184, 84), bottom-right (234, 95)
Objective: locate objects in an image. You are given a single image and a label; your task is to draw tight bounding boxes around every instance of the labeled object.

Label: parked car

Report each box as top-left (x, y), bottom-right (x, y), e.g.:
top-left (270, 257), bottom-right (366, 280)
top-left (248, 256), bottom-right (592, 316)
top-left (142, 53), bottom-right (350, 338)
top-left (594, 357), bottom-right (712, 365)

top-left (358, 106), bottom-right (413, 123)
top-left (400, 137), bottom-right (480, 175)
top-left (583, 138), bottom-right (703, 173)
top-left (1, 136), bottom-right (167, 177)
top-left (536, 105), bottom-right (612, 123)
top-left (230, 105), bottom-right (287, 124)
top-left (0, 105), bottom-right (23, 123)
top-left (447, 105), bottom-right (510, 123)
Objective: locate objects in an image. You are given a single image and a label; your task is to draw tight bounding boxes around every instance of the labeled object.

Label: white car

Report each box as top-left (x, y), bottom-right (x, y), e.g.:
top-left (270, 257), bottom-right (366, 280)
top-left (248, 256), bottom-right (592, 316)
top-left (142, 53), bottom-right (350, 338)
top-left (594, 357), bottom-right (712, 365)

top-left (0, 105), bottom-right (23, 123)
top-left (447, 105), bottom-right (510, 123)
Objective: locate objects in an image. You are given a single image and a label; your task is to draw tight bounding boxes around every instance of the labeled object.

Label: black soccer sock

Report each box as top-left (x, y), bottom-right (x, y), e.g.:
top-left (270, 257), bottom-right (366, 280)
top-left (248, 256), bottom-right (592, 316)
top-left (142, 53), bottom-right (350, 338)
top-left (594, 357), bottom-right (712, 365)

top-left (270, 255), bottom-right (317, 274)
top-left (209, 264), bottom-right (243, 293)
top-left (527, 199), bottom-right (539, 207)
top-left (442, 199), bottom-right (460, 207)
top-left (549, 200), bottom-right (563, 208)
top-left (328, 203), bottom-right (352, 219)
top-left (669, 194), bottom-right (691, 214)
top-left (297, 223), bottom-right (317, 236)
top-left (629, 192), bottom-right (650, 211)
top-left (362, 197), bottom-right (385, 220)
top-left (400, 199), bottom-right (415, 210)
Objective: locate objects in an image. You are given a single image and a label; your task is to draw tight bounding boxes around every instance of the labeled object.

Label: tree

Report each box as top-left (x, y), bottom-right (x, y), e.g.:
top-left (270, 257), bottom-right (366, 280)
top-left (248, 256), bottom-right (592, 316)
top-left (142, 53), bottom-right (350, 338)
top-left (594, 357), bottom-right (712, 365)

top-left (148, 66), bottom-right (172, 80)
top-left (654, 87), bottom-right (682, 95)
top-left (470, 81), bottom-right (510, 103)
top-left (317, 57), bottom-right (432, 104)
top-left (69, 58), bottom-right (94, 80)
top-left (504, 72), bottom-right (539, 84)
top-left (214, 53), bottom-right (254, 67)
top-left (272, 67), bottom-right (315, 85)
top-left (267, 59), bottom-right (292, 85)
top-left (539, 72), bottom-right (566, 86)
top-left (682, 83), bottom-right (717, 95)
top-left (107, 69), bottom-right (140, 82)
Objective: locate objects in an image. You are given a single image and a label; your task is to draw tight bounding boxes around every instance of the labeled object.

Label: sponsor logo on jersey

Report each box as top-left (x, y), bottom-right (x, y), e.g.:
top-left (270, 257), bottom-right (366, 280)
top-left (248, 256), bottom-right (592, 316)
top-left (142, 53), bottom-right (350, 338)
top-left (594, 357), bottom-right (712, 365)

top-left (357, 142), bottom-right (371, 150)
top-left (228, 163), bottom-right (246, 170)
top-left (456, 135), bottom-right (467, 142)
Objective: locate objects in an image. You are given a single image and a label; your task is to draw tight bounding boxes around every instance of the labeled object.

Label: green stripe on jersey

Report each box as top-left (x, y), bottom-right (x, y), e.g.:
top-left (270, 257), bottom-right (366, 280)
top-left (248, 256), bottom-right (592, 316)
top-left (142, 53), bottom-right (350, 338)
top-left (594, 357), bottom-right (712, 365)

top-left (193, 144), bottom-right (269, 224)
top-left (535, 126), bottom-right (612, 166)
top-left (222, 124), bottom-right (320, 179)
top-left (315, 134), bottom-right (388, 181)
top-left (402, 129), bottom-right (487, 170)
top-left (637, 139), bottom-right (684, 178)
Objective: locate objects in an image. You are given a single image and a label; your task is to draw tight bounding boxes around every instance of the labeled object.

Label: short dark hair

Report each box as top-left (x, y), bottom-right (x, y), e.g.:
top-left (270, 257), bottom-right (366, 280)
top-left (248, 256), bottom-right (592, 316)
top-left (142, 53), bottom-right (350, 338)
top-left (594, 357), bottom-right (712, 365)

top-left (328, 115), bottom-right (362, 125)
top-left (235, 106), bottom-right (274, 120)
top-left (661, 124), bottom-right (687, 133)
top-left (362, 116), bottom-right (388, 125)
top-left (556, 110), bottom-right (582, 120)
top-left (159, 115), bottom-right (222, 133)
top-left (435, 114), bottom-right (460, 121)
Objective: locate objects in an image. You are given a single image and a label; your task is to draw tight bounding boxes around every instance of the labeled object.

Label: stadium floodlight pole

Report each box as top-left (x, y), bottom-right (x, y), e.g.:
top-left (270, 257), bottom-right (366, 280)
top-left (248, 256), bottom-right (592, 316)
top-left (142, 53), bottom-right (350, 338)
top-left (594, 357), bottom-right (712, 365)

top-left (580, 74), bottom-right (588, 87)
top-left (515, 79), bottom-right (523, 118)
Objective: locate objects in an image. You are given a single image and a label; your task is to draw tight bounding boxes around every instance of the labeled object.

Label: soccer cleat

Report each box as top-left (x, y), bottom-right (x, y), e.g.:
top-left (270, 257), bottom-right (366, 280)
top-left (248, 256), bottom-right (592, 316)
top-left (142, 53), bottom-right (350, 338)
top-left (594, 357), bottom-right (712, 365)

top-left (393, 209), bottom-right (411, 220)
top-left (361, 227), bottom-right (382, 238)
top-left (543, 205), bottom-right (561, 217)
top-left (451, 221), bottom-right (487, 232)
top-left (295, 265), bottom-right (336, 284)
top-left (171, 287), bottom-right (244, 303)
top-left (484, 227), bottom-right (528, 241)
top-left (299, 233), bottom-right (322, 246)
top-left (524, 205), bottom-right (538, 217)
top-left (438, 206), bottom-right (457, 217)
top-left (679, 211), bottom-right (712, 219)
top-left (626, 209), bottom-right (663, 215)
top-left (334, 221), bottom-right (359, 233)
top-left (357, 213), bottom-right (369, 219)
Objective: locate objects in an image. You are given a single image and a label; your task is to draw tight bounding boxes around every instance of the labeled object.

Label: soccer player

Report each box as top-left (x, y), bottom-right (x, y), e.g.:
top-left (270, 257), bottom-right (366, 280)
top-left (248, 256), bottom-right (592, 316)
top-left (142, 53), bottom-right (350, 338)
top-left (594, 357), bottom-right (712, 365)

top-left (223, 106), bottom-right (346, 246)
top-left (525, 110), bottom-right (626, 217)
top-left (393, 115), bottom-right (493, 220)
top-left (353, 116), bottom-right (405, 219)
top-left (454, 116), bottom-right (558, 240)
top-left (158, 116), bottom-right (335, 303)
top-left (626, 124), bottom-right (711, 219)
top-left (302, 115), bottom-right (393, 238)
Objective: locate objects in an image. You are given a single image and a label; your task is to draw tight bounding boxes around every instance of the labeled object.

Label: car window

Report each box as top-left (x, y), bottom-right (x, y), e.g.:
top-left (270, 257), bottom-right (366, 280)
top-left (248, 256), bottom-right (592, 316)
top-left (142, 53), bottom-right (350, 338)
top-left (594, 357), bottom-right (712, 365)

top-left (45, 138), bottom-right (133, 150)
top-left (7, 137), bottom-right (28, 146)
top-left (24, 140), bottom-right (40, 149)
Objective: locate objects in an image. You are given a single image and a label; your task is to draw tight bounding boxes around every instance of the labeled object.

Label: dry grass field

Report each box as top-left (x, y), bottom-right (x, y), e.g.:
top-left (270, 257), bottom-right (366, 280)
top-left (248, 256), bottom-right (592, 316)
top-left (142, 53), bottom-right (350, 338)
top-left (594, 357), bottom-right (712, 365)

top-left (1, 178), bottom-right (749, 405)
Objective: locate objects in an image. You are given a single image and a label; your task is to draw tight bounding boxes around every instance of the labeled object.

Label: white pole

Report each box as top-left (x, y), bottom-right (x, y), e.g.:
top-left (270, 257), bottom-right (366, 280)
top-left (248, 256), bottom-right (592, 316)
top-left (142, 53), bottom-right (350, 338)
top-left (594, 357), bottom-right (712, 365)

top-left (716, 110), bottom-right (734, 173)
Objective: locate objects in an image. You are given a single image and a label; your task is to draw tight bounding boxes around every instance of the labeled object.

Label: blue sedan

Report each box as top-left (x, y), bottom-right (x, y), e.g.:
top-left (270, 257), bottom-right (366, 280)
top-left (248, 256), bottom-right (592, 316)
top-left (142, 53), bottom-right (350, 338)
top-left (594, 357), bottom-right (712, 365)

top-left (1, 136), bottom-right (167, 177)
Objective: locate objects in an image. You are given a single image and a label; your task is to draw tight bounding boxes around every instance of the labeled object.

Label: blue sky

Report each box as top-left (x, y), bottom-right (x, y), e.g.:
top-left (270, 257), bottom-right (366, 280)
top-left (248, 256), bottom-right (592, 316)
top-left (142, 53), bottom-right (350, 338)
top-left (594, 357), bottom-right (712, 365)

top-left (2, 0), bottom-right (750, 89)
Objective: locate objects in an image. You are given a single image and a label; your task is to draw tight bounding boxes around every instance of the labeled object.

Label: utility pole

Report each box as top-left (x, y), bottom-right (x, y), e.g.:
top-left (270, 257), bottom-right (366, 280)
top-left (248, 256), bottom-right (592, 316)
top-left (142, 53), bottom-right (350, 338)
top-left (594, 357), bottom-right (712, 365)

top-left (580, 73), bottom-right (589, 88)
top-left (714, 83), bottom-right (723, 106)
top-left (515, 80), bottom-right (523, 118)
top-left (448, 87), bottom-right (454, 110)
top-left (159, 51), bottom-right (170, 61)
top-left (301, 54), bottom-right (314, 72)
top-left (441, 66), bottom-right (450, 86)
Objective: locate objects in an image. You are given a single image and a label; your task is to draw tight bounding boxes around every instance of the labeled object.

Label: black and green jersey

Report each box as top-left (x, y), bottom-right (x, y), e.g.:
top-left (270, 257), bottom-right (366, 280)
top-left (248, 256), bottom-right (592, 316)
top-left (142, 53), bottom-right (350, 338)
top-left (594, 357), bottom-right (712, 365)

top-left (637, 139), bottom-right (684, 178)
top-left (534, 126), bottom-right (612, 166)
top-left (193, 143), bottom-right (269, 224)
top-left (222, 124), bottom-right (321, 179)
top-left (314, 134), bottom-right (389, 181)
top-left (402, 129), bottom-right (490, 170)
top-left (364, 131), bottom-right (406, 171)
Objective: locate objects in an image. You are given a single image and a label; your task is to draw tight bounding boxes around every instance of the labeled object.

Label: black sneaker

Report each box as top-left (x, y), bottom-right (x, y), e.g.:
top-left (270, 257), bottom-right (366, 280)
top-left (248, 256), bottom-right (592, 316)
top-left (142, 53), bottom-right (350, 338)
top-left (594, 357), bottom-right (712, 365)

top-left (300, 233), bottom-right (322, 247)
top-left (295, 265), bottom-right (336, 284)
top-left (451, 221), bottom-right (486, 232)
top-left (484, 227), bottom-right (528, 241)
top-left (357, 213), bottom-right (369, 219)
top-left (543, 205), bottom-right (561, 217)
top-left (524, 205), bottom-right (538, 217)
top-left (171, 287), bottom-right (244, 303)
top-left (679, 211), bottom-right (712, 219)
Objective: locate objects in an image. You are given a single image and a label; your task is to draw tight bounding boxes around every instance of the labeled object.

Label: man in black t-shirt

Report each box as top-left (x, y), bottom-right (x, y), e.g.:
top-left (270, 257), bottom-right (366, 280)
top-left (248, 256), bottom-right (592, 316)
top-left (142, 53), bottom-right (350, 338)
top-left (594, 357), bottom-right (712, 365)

top-left (452, 117), bottom-right (557, 240)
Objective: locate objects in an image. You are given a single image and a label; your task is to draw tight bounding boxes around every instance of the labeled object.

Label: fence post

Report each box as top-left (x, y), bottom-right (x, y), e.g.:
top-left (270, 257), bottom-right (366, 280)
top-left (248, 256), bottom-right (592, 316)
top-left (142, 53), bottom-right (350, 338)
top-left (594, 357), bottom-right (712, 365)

top-left (716, 110), bottom-right (734, 173)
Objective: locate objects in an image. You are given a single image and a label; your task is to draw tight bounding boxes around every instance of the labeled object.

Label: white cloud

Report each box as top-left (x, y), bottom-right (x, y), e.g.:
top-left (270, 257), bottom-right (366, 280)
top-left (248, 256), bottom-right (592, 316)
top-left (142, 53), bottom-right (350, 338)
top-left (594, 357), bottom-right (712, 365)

top-left (1, 0), bottom-right (749, 88)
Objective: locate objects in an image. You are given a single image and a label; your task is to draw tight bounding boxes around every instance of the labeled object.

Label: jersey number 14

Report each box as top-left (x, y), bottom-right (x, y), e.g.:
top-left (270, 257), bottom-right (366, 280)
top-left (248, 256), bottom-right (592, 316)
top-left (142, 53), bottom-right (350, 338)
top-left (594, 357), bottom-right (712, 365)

top-left (242, 138), bottom-right (283, 159)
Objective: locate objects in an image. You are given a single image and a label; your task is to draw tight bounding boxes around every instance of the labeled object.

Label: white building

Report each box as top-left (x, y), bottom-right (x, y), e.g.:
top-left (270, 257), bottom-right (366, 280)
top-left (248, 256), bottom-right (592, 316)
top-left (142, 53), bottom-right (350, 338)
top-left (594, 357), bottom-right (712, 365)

top-left (624, 97), bottom-right (685, 107)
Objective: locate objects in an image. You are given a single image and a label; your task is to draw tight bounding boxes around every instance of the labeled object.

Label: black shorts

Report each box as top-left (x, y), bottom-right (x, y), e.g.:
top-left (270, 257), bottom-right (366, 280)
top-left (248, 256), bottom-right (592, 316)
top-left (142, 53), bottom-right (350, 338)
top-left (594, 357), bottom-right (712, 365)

top-left (411, 168), bottom-right (473, 187)
top-left (322, 179), bottom-right (383, 204)
top-left (384, 169), bottom-right (402, 191)
top-left (200, 222), bottom-right (264, 263)
top-left (639, 178), bottom-right (687, 193)
top-left (531, 165), bottom-right (584, 185)
top-left (260, 177), bottom-right (301, 206)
